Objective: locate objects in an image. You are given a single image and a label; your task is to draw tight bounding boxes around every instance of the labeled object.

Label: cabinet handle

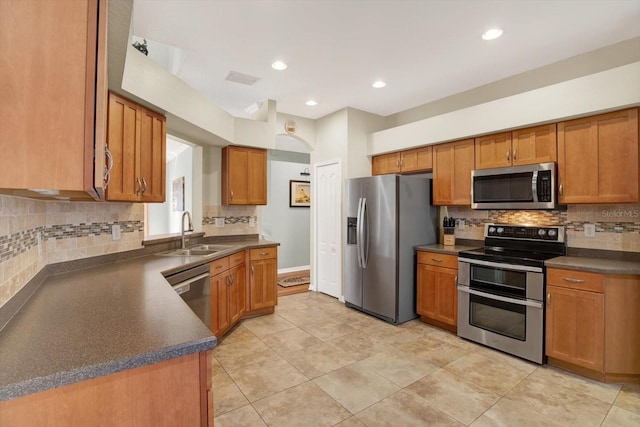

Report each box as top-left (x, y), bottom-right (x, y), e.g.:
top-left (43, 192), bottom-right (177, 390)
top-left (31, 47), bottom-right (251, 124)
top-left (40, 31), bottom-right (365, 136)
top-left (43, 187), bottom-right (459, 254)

top-left (141, 178), bottom-right (147, 195)
top-left (506, 150), bottom-right (510, 161)
top-left (563, 277), bottom-right (585, 283)
top-left (104, 146), bottom-right (113, 188)
top-left (512, 149), bottom-right (517, 161)
top-left (215, 265), bottom-right (223, 270)
top-left (455, 275), bottom-right (458, 285)
top-left (251, 266), bottom-right (254, 275)
top-left (547, 293), bottom-right (551, 305)
top-left (559, 184), bottom-right (563, 197)
top-left (259, 252), bottom-right (269, 256)
top-left (227, 275), bottom-right (231, 285)
top-left (136, 177), bottom-right (142, 195)
top-left (431, 258), bottom-right (443, 263)
top-left (230, 190), bottom-right (234, 200)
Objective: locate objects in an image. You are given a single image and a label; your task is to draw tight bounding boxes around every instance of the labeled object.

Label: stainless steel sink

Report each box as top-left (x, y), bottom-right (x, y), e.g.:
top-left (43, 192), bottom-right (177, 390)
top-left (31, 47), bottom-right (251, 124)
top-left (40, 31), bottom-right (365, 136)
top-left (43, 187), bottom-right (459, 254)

top-left (156, 244), bottom-right (236, 257)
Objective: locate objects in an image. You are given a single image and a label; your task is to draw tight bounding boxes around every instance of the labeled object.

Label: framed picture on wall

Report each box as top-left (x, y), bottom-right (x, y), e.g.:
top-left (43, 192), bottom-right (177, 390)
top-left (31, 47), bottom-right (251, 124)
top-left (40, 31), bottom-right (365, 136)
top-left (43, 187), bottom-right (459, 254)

top-left (172, 177), bottom-right (185, 211)
top-left (290, 180), bottom-right (311, 207)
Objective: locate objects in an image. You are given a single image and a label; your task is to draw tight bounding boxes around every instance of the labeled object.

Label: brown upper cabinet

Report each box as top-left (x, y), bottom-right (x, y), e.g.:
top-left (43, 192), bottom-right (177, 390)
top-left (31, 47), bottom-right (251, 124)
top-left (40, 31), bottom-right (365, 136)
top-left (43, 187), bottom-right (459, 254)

top-left (557, 108), bottom-right (639, 204)
top-left (106, 92), bottom-right (166, 203)
top-left (475, 125), bottom-right (557, 169)
top-left (0, 0), bottom-right (108, 201)
top-left (432, 139), bottom-right (475, 205)
top-left (372, 146), bottom-right (433, 175)
top-left (221, 146), bottom-right (267, 205)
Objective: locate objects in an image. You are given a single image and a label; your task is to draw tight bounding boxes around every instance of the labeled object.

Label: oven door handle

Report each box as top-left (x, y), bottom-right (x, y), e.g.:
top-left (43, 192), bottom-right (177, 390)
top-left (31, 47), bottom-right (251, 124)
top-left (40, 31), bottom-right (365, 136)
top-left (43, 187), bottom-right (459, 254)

top-left (457, 257), bottom-right (543, 273)
top-left (457, 286), bottom-right (543, 309)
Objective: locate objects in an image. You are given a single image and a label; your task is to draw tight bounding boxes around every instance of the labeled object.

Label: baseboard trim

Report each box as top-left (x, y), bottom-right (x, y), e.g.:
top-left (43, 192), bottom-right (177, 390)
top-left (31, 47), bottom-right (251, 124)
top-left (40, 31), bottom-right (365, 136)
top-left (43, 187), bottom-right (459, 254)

top-left (277, 265), bottom-right (310, 275)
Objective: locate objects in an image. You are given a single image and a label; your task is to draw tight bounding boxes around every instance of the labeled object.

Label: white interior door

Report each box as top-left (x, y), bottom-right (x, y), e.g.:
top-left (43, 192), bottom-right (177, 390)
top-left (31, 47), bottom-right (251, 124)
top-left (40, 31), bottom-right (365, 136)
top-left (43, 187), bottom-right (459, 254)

top-left (315, 160), bottom-right (341, 298)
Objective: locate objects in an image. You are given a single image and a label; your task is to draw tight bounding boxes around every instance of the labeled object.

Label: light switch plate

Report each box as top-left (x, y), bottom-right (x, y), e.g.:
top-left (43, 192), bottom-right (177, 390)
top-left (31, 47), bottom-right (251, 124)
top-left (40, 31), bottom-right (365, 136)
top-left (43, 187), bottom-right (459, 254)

top-left (215, 218), bottom-right (224, 228)
top-left (112, 224), bottom-right (121, 241)
top-left (457, 219), bottom-right (465, 230)
top-left (249, 217), bottom-right (255, 228)
top-left (584, 223), bottom-right (596, 237)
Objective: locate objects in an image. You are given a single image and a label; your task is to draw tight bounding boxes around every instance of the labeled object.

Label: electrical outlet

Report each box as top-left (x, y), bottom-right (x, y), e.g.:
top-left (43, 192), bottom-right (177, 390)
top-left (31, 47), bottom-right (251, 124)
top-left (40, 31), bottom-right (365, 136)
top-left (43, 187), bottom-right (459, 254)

top-left (249, 217), bottom-right (255, 228)
top-left (112, 224), bottom-right (121, 241)
top-left (215, 218), bottom-right (224, 228)
top-left (37, 232), bottom-right (42, 255)
top-left (584, 223), bottom-right (596, 237)
top-left (457, 219), bottom-right (465, 230)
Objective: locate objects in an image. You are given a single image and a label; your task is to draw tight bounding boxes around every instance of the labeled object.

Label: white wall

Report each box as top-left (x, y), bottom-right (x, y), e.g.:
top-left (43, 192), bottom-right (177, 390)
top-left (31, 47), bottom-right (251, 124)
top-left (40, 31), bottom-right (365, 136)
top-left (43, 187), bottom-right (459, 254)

top-left (261, 153), bottom-right (311, 270)
top-left (368, 62), bottom-right (640, 155)
top-left (346, 109), bottom-right (386, 179)
top-left (202, 146), bottom-right (222, 206)
top-left (147, 147), bottom-right (194, 235)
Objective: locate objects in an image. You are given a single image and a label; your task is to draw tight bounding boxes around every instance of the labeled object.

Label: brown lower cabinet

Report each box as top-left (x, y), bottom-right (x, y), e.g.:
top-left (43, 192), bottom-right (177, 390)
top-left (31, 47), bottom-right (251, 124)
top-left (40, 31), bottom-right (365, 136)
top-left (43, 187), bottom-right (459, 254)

top-left (546, 268), bottom-right (640, 383)
top-left (210, 251), bottom-right (247, 338)
top-left (211, 246), bottom-right (278, 339)
top-left (416, 251), bottom-right (458, 333)
top-left (0, 351), bottom-right (213, 427)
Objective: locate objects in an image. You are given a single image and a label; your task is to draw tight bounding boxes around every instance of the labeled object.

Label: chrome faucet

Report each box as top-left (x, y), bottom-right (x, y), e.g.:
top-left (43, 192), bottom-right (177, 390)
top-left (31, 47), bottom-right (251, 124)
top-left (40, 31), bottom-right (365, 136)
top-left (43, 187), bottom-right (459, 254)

top-left (181, 211), bottom-right (194, 249)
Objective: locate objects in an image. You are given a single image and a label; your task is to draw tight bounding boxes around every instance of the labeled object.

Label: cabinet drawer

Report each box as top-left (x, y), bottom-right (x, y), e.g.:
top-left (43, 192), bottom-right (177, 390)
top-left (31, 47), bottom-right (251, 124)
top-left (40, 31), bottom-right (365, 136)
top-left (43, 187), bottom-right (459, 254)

top-left (417, 251), bottom-right (458, 269)
top-left (210, 257), bottom-right (230, 276)
top-left (229, 251), bottom-right (246, 268)
top-left (547, 268), bottom-right (604, 293)
top-left (250, 247), bottom-right (277, 260)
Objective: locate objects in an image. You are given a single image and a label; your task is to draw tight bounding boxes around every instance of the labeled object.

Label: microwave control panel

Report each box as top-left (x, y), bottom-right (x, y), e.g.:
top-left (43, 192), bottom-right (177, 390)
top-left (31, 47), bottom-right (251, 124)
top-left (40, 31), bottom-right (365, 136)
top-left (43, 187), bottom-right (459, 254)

top-left (537, 170), bottom-right (552, 202)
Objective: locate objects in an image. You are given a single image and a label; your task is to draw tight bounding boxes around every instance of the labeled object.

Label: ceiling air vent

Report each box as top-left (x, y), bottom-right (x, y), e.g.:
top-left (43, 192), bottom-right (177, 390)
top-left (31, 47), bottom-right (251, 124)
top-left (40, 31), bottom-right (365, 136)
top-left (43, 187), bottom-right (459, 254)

top-left (225, 71), bottom-right (260, 86)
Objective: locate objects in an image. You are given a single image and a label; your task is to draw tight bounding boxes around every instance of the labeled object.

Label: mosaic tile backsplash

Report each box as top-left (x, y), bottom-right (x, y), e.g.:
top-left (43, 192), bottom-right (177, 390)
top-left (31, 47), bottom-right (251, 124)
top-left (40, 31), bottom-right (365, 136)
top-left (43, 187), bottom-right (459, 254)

top-left (0, 195), bottom-right (144, 307)
top-left (201, 205), bottom-right (258, 237)
top-left (447, 203), bottom-right (640, 252)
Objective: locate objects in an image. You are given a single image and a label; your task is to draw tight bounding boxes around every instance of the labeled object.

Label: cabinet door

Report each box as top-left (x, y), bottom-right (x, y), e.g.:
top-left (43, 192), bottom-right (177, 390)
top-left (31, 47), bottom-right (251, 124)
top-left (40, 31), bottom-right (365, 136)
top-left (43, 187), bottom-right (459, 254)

top-left (475, 132), bottom-right (512, 169)
top-left (106, 93), bottom-right (140, 201)
top-left (210, 273), bottom-right (230, 338)
top-left (546, 285), bottom-right (604, 372)
top-left (417, 264), bottom-right (457, 327)
top-left (558, 108), bottom-right (639, 204)
top-left (228, 263), bottom-right (247, 324)
top-left (401, 147), bottom-right (433, 173)
top-left (138, 108), bottom-right (166, 203)
top-left (247, 149), bottom-right (267, 205)
top-left (512, 124), bottom-right (557, 166)
top-left (372, 153), bottom-right (401, 175)
top-left (433, 139), bottom-right (474, 205)
top-left (249, 258), bottom-right (277, 310)
top-left (0, 0), bottom-right (101, 198)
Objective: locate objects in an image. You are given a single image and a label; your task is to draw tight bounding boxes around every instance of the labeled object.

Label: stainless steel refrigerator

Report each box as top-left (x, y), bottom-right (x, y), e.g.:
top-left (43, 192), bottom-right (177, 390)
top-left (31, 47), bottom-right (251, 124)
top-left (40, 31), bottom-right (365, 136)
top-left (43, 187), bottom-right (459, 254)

top-left (344, 175), bottom-right (438, 324)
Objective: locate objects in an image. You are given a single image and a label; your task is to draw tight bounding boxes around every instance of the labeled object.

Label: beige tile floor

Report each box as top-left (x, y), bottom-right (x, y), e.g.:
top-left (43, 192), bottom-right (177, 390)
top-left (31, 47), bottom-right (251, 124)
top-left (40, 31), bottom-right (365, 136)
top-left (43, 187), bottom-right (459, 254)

top-left (212, 292), bottom-right (640, 427)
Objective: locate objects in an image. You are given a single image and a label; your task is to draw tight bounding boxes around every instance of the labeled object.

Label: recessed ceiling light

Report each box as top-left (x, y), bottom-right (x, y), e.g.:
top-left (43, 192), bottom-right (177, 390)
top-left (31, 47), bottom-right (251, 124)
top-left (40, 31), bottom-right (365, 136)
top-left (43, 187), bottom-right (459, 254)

top-left (482, 28), bottom-right (503, 40)
top-left (305, 100), bottom-right (318, 106)
top-left (372, 80), bottom-right (386, 88)
top-left (271, 60), bottom-right (287, 70)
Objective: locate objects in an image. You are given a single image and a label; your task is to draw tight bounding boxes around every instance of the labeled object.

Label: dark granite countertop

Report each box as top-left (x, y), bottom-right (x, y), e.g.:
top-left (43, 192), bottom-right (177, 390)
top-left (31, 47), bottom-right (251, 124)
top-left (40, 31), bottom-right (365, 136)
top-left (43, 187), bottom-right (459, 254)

top-left (545, 256), bottom-right (640, 275)
top-left (415, 243), bottom-right (481, 255)
top-left (0, 239), bottom-right (279, 401)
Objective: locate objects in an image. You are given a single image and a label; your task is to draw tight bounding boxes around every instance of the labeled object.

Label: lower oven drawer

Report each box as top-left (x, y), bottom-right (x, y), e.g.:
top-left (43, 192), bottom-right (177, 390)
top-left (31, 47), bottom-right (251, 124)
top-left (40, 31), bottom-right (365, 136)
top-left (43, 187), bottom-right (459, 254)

top-left (457, 285), bottom-right (544, 364)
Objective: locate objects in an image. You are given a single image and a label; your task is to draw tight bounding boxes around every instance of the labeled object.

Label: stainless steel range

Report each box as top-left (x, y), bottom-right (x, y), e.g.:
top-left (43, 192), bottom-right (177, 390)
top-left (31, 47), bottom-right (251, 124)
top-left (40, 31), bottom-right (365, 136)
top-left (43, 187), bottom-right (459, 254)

top-left (457, 224), bottom-right (566, 364)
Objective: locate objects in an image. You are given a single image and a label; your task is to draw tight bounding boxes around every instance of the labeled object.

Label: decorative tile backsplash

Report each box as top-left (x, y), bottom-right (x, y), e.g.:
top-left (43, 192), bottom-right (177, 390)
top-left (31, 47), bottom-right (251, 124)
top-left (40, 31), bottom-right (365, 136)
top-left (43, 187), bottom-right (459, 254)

top-left (0, 195), bottom-right (144, 307)
top-left (447, 203), bottom-right (640, 252)
top-left (202, 205), bottom-right (258, 237)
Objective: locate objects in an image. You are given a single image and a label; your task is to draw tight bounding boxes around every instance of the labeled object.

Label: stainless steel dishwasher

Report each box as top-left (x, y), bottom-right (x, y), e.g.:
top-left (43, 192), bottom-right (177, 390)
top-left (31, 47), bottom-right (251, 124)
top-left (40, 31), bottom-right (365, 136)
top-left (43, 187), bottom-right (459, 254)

top-left (165, 263), bottom-right (211, 328)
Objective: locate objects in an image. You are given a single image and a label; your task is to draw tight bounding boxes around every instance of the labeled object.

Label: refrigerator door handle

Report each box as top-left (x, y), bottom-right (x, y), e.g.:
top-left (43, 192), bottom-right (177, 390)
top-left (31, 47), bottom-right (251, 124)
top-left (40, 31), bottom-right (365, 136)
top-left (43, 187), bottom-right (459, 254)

top-left (362, 197), bottom-right (369, 268)
top-left (356, 197), bottom-right (364, 268)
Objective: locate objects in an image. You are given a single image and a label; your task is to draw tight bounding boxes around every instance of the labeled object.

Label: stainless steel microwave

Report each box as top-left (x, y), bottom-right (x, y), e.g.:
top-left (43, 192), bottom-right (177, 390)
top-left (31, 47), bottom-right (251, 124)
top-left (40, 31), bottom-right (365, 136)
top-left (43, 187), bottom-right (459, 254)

top-left (471, 162), bottom-right (556, 209)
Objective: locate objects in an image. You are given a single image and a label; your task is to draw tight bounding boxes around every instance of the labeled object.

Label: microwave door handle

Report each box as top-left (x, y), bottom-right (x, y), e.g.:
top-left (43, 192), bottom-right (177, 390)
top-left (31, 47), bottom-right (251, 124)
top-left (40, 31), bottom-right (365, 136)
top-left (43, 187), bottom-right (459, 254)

top-left (531, 170), bottom-right (539, 203)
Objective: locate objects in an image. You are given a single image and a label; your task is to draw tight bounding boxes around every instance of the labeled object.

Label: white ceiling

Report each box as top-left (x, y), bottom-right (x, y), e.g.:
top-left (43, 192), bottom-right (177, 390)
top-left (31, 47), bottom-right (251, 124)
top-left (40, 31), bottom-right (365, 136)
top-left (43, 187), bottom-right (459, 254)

top-left (132, 0), bottom-right (640, 120)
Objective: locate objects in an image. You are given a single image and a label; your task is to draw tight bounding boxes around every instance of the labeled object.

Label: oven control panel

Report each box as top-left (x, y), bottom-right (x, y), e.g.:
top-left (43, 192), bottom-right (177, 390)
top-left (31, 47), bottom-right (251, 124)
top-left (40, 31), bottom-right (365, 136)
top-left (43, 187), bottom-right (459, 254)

top-left (485, 224), bottom-right (564, 242)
